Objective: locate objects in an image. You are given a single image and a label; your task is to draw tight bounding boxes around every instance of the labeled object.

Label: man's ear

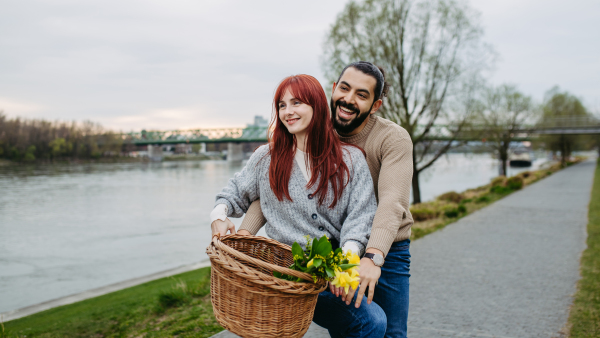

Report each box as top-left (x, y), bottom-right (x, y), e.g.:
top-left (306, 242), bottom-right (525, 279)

top-left (332, 82), bottom-right (337, 96)
top-left (370, 99), bottom-right (383, 115)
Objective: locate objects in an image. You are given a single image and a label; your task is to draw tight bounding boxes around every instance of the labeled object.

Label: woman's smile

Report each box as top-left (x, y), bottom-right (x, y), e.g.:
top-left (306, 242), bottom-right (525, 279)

top-left (286, 117), bottom-right (300, 125)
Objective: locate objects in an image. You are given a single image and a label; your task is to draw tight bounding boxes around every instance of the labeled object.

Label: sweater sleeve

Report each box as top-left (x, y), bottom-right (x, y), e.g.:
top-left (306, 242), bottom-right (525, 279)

top-left (239, 199), bottom-right (267, 235)
top-left (339, 149), bottom-right (378, 256)
top-left (214, 146), bottom-right (267, 218)
top-left (366, 132), bottom-right (413, 257)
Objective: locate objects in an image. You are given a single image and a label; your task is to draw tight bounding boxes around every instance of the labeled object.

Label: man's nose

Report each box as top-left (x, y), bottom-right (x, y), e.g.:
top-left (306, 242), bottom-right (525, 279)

top-left (343, 92), bottom-right (356, 106)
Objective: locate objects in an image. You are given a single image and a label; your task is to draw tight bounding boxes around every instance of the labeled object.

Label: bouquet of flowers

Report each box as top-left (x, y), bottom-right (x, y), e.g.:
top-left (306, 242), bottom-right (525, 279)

top-left (274, 235), bottom-right (361, 293)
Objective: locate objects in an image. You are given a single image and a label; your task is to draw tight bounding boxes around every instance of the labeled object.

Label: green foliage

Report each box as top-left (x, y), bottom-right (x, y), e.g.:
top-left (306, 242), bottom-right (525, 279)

top-left (490, 185), bottom-right (511, 195)
top-left (275, 235), bottom-right (357, 283)
top-left (444, 208), bottom-right (459, 218)
top-left (410, 207), bottom-right (438, 221)
top-left (457, 204), bottom-right (467, 213)
top-left (461, 198), bottom-right (472, 204)
top-left (438, 191), bottom-right (463, 203)
top-left (476, 195), bottom-right (490, 203)
top-left (506, 176), bottom-right (524, 190)
top-left (23, 146), bottom-right (36, 162)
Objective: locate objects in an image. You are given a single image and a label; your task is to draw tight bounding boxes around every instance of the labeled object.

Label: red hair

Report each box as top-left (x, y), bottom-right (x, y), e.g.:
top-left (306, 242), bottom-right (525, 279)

top-left (268, 74), bottom-right (355, 208)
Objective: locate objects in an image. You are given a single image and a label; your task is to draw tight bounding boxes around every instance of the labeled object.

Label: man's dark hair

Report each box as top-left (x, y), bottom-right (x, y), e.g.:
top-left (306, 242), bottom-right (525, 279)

top-left (336, 61), bottom-right (390, 102)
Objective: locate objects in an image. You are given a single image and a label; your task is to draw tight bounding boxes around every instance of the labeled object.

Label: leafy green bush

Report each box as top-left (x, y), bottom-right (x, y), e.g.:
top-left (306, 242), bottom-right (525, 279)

top-left (437, 191), bottom-right (463, 203)
top-left (490, 176), bottom-right (507, 187)
top-left (461, 198), bottom-right (472, 204)
top-left (444, 208), bottom-right (459, 218)
top-left (490, 185), bottom-right (511, 195)
top-left (506, 176), bottom-right (524, 190)
top-left (457, 205), bottom-right (467, 213)
top-left (476, 195), bottom-right (490, 203)
top-left (410, 207), bottom-right (438, 221)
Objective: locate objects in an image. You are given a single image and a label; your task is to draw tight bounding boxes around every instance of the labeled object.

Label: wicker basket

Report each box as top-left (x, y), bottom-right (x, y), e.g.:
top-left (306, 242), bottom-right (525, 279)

top-left (206, 234), bottom-right (328, 338)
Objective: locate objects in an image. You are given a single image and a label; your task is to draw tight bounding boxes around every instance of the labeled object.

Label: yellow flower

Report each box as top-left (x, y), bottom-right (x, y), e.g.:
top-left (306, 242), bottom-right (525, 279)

top-left (331, 270), bottom-right (361, 294)
top-left (307, 258), bottom-right (314, 268)
top-left (348, 252), bottom-right (361, 265)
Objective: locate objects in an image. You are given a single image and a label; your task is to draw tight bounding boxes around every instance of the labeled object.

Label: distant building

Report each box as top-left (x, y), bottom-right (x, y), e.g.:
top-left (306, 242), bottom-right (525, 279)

top-left (249, 115), bottom-right (269, 127)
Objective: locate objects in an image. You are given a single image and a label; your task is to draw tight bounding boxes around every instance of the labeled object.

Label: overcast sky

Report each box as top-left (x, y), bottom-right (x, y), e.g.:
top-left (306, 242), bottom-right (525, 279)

top-left (1, 0), bottom-right (599, 131)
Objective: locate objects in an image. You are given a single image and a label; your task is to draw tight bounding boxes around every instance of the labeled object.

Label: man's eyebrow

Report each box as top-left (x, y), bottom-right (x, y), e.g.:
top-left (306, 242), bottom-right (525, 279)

top-left (340, 81), bottom-right (371, 96)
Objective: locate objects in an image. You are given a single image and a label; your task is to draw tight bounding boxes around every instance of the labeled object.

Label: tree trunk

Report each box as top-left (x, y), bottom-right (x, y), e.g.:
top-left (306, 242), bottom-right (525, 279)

top-left (499, 145), bottom-right (508, 177)
top-left (412, 150), bottom-right (421, 204)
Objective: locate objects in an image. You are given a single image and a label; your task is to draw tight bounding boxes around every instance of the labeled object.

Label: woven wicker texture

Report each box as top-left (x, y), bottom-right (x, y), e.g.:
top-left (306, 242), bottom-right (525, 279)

top-left (206, 235), bottom-right (328, 338)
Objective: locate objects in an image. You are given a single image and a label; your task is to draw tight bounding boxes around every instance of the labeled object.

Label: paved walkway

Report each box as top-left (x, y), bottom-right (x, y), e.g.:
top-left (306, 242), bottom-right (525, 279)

top-left (214, 159), bottom-right (595, 337)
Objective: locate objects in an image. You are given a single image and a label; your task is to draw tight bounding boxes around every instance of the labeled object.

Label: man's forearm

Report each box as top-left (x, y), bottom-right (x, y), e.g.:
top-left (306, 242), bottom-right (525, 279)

top-left (239, 199), bottom-right (267, 235)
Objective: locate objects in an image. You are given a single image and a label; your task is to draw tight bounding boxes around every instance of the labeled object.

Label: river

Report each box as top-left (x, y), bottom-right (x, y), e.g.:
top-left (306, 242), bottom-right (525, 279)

top-left (0, 153), bottom-right (548, 313)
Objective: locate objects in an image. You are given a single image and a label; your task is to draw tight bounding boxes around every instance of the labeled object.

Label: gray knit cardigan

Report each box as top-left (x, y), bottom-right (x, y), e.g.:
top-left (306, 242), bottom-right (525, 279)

top-left (215, 144), bottom-right (377, 254)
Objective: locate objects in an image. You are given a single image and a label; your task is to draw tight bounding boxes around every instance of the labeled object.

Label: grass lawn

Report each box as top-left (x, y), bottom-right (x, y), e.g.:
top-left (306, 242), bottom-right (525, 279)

top-left (567, 159), bottom-right (600, 337)
top-left (1, 268), bottom-right (222, 338)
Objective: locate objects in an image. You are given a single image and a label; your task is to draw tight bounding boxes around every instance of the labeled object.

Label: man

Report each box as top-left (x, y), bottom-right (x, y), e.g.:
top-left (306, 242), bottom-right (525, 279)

top-left (214, 61), bottom-right (414, 337)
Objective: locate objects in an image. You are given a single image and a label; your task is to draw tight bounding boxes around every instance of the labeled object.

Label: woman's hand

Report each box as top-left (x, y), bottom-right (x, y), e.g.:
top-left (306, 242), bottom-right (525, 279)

top-left (211, 218), bottom-right (236, 236)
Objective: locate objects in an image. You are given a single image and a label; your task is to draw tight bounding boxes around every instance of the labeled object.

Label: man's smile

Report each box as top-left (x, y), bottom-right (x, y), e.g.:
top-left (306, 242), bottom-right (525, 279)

top-left (338, 106), bottom-right (356, 120)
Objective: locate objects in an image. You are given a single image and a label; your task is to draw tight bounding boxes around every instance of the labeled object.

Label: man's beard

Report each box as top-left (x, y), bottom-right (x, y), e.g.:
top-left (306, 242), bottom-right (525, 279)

top-left (330, 98), bottom-right (372, 135)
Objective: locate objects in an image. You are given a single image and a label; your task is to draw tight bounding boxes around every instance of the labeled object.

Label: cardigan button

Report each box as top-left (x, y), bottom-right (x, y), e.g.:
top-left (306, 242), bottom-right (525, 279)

top-left (318, 226), bottom-right (324, 231)
top-left (311, 214), bottom-right (317, 220)
top-left (308, 194), bottom-right (313, 199)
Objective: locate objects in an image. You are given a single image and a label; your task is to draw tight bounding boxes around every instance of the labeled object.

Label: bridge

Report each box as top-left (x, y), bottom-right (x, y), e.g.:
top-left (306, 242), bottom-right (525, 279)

top-left (124, 116), bottom-right (599, 160)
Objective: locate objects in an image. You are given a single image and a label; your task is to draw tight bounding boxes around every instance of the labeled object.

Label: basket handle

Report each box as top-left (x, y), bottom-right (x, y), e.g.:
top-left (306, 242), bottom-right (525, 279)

top-left (211, 235), bottom-right (315, 282)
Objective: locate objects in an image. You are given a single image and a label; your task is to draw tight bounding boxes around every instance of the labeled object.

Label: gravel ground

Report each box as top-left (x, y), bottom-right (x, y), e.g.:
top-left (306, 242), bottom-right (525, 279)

top-left (213, 159), bottom-right (595, 338)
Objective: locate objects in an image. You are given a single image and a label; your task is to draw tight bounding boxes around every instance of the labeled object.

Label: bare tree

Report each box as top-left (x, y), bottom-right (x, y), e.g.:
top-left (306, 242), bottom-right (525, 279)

top-left (322, 0), bottom-right (494, 203)
top-left (475, 84), bottom-right (533, 176)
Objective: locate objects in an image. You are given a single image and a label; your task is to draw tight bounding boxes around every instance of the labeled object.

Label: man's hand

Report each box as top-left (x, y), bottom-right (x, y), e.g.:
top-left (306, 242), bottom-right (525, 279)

top-left (340, 248), bottom-right (383, 308)
top-left (211, 218), bottom-right (236, 236)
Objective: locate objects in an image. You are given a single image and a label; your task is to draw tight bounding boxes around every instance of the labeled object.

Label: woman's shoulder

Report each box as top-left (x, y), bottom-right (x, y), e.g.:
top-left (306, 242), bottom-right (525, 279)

top-left (247, 144), bottom-right (271, 166)
top-left (341, 144), bottom-right (368, 168)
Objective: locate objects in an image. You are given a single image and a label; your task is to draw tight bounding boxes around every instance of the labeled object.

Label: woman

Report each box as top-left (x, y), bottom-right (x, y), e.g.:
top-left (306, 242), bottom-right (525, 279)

top-left (210, 74), bottom-right (386, 337)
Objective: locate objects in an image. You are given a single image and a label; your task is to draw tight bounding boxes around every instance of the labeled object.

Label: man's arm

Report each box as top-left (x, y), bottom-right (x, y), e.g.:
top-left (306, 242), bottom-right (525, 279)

top-left (238, 199), bottom-right (267, 235)
top-left (366, 131), bottom-right (413, 257)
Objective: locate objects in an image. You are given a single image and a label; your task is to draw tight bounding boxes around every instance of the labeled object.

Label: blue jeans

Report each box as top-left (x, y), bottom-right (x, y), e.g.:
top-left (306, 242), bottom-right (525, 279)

top-left (312, 240), bottom-right (411, 338)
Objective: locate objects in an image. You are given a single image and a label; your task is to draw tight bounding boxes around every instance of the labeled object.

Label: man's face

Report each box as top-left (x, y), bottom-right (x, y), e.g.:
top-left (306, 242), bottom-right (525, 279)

top-left (330, 67), bottom-right (378, 135)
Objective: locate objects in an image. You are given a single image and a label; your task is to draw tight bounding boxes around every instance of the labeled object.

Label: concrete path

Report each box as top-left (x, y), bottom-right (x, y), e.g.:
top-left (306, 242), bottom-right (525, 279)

top-left (213, 159), bottom-right (595, 338)
top-left (0, 261), bottom-right (210, 322)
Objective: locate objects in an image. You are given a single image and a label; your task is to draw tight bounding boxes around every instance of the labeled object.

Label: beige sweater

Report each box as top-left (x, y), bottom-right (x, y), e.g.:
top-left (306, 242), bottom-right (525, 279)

top-left (239, 115), bottom-right (414, 257)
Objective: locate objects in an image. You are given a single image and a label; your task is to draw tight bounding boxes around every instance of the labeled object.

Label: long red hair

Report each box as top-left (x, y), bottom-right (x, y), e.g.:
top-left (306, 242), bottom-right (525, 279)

top-left (268, 74), bottom-right (353, 208)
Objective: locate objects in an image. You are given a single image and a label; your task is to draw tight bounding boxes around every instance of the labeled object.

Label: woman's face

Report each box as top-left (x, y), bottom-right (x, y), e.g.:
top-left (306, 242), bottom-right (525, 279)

top-left (278, 89), bottom-right (313, 138)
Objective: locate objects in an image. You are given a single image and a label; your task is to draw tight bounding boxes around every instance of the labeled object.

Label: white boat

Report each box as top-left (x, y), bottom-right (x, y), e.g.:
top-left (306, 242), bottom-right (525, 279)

top-left (509, 148), bottom-right (533, 167)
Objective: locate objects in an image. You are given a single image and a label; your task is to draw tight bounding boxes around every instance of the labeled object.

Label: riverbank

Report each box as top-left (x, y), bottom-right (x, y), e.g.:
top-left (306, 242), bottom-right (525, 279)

top-left (1, 158), bottom-right (588, 337)
top-left (567, 158), bottom-right (600, 337)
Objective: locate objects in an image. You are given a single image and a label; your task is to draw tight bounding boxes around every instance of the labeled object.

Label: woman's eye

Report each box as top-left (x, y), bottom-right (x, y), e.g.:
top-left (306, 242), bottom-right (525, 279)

top-left (294, 101), bottom-right (301, 105)
top-left (279, 104), bottom-right (286, 109)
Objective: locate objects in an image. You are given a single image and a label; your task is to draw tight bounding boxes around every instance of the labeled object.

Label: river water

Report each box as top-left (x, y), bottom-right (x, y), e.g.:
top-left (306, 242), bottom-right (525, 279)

top-left (0, 153), bottom-right (548, 313)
